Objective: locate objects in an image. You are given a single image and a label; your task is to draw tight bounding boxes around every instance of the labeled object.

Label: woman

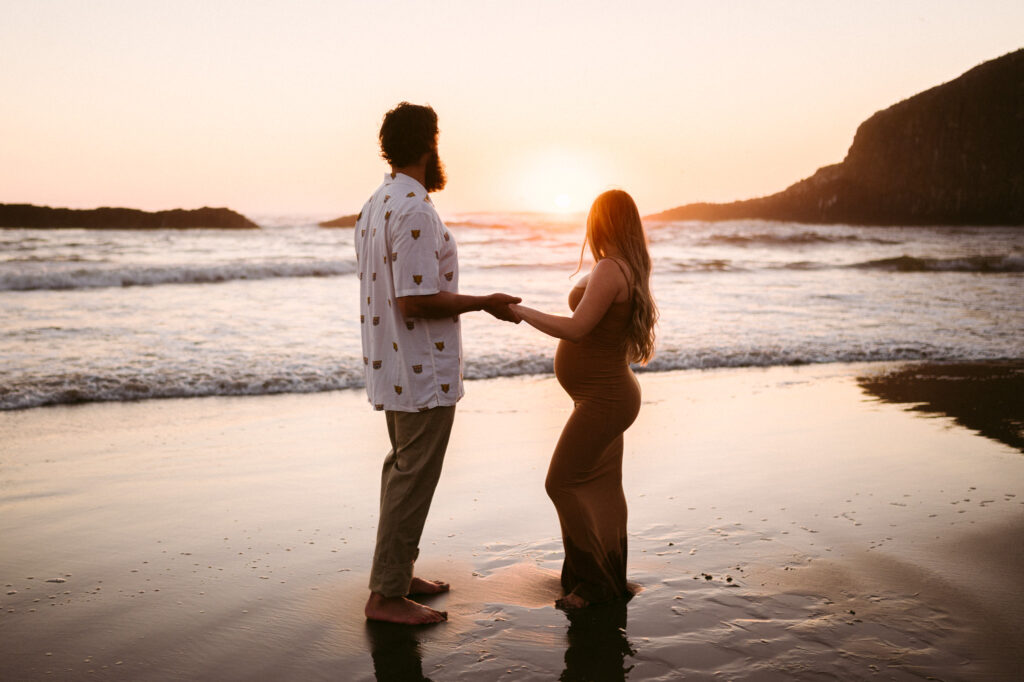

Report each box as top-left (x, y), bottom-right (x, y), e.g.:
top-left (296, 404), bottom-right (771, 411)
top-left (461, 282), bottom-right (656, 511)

top-left (511, 189), bottom-right (658, 609)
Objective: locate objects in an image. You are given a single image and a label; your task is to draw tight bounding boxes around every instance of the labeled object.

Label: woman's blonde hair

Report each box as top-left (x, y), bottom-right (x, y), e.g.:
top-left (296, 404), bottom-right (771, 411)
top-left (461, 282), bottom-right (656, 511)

top-left (581, 189), bottom-right (658, 364)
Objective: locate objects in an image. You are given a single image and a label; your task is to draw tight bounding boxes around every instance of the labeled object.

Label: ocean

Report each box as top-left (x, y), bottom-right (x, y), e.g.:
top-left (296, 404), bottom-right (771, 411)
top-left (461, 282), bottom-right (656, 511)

top-left (1, 215), bottom-right (1022, 411)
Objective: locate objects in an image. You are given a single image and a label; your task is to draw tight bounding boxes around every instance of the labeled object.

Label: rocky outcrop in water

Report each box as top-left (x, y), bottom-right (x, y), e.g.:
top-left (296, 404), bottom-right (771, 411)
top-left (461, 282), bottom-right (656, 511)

top-left (318, 214), bottom-right (358, 228)
top-left (0, 204), bottom-right (259, 229)
top-left (649, 48), bottom-right (1024, 226)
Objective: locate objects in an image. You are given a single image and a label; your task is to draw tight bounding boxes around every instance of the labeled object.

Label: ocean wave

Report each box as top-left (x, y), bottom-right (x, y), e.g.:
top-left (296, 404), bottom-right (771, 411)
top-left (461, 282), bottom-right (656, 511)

top-left (0, 260), bottom-right (357, 291)
top-left (476, 261), bottom-right (580, 271)
top-left (640, 345), bottom-right (960, 372)
top-left (666, 259), bottom-right (746, 273)
top-left (2, 254), bottom-right (102, 264)
top-left (778, 261), bottom-right (828, 270)
top-left (849, 254), bottom-right (1024, 273)
top-left (701, 231), bottom-right (901, 247)
top-left (3, 346), bottom-right (1013, 411)
top-left (446, 220), bottom-right (516, 230)
top-left (0, 367), bottom-right (365, 411)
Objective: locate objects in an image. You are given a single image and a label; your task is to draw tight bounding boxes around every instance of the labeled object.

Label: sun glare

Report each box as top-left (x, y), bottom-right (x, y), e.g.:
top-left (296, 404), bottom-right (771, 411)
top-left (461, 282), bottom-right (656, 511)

top-left (513, 149), bottom-right (608, 214)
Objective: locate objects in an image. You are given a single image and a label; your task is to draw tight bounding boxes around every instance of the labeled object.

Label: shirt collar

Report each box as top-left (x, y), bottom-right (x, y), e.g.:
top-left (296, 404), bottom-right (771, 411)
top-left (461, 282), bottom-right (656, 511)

top-left (384, 172), bottom-right (428, 195)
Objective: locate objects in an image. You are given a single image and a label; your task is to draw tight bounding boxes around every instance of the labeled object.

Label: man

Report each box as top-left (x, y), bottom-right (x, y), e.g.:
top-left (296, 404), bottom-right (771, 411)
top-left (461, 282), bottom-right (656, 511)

top-left (354, 102), bottom-right (520, 625)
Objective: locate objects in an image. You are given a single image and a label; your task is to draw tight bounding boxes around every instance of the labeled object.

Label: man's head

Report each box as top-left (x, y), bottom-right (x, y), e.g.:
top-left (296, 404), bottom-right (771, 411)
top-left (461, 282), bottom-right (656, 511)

top-left (379, 102), bottom-right (446, 192)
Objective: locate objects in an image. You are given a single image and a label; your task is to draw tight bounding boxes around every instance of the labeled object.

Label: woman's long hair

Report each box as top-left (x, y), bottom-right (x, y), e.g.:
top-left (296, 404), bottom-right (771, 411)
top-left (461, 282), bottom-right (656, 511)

top-left (581, 189), bottom-right (658, 364)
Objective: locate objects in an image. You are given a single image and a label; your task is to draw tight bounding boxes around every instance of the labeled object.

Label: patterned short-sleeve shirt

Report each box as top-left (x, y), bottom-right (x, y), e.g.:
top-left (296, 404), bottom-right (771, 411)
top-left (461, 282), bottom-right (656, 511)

top-left (354, 173), bottom-right (463, 412)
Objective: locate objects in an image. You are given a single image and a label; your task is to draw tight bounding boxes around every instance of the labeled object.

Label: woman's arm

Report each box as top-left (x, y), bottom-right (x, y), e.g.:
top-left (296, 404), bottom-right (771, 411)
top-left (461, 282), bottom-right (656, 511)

top-left (510, 259), bottom-right (626, 342)
top-left (398, 291), bottom-right (520, 321)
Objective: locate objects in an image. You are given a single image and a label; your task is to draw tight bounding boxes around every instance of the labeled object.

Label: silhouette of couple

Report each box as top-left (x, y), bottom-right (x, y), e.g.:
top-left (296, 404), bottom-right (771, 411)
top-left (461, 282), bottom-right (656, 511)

top-left (354, 102), bottom-right (657, 625)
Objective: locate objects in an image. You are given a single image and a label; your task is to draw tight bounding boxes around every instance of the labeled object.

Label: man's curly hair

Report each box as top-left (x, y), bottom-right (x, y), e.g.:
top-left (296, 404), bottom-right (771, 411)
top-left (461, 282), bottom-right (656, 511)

top-left (379, 102), bottom-right (439, 168)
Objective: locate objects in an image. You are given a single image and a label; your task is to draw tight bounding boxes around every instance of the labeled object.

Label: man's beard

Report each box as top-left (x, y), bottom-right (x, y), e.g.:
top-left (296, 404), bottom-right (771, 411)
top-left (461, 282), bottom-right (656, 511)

top-left (424, 150), bottom-right (447, 193)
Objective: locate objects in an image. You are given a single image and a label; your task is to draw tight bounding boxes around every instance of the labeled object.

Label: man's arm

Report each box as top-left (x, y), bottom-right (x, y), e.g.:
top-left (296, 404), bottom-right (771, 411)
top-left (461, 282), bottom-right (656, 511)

top-left (397, 292), bottom-right (521, 322)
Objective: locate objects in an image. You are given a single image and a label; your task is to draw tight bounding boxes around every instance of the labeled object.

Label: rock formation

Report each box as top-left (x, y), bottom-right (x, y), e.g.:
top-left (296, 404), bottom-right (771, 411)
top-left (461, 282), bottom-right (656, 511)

top-left (649, 48), bottom-right (1024, 226)
top-left (0, 204), bottom-right (259, 229)
top-left (318, 214), bottom-right (358, 228)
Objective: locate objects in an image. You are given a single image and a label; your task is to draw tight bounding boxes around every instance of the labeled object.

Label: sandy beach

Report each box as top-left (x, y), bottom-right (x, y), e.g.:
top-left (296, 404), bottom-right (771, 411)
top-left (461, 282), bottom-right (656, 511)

top-left (2, 362), bottom-right (1022, 681)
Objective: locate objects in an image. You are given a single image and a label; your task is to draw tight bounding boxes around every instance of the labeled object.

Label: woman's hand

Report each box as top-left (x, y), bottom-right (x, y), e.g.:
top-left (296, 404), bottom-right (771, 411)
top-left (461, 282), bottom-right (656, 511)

top-left (484, 293), bottom-right (522, 322)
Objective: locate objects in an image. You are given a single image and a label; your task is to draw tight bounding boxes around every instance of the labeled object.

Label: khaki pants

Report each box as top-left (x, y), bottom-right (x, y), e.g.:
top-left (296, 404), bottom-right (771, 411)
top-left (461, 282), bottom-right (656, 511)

top-left (368, 405), bottom-right (456, 597)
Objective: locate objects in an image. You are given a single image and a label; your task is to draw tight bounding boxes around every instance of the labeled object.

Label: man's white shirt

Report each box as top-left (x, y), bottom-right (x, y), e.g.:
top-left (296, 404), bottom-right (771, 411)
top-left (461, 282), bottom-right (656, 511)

top-left (355, 173), bottom-right (464, 412)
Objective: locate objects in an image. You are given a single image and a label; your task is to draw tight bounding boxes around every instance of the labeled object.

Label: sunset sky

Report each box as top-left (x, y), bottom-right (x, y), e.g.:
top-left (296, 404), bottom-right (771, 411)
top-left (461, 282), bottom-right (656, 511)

top-left (2, 1), bottom-right (1022, 217)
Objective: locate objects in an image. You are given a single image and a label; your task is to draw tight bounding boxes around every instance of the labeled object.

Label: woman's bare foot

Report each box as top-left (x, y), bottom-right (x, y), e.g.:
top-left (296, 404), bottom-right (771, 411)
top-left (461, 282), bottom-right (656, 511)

top-left (555, 592), bottom-right (589, 610)
top-left (408, 577), bottom-right (450, 596)
top-left (365, 592), bottom-right (447, 625)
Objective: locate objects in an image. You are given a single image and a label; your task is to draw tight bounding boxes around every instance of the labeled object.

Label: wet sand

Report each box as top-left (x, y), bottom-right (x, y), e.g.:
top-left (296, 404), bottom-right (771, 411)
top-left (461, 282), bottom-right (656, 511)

top-left (1, 362), bottom-right (1022, 681)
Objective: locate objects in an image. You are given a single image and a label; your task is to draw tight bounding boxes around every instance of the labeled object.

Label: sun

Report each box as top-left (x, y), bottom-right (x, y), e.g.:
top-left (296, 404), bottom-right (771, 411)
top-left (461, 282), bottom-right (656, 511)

top-left (512, 148), bottom-right (608, 214)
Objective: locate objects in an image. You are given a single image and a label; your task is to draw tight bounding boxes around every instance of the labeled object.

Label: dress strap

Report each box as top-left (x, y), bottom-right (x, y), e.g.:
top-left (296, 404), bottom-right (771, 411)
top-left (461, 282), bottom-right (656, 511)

top-left (598, 254), bottom-right (630, 301)
top-left (606, 256), bottom-right (630, 284)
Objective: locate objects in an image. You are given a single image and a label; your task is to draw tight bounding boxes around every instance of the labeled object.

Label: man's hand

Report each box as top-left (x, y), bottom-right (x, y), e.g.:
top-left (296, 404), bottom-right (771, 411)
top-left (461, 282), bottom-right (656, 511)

top-left (483, 293), bottom-right (521, 323)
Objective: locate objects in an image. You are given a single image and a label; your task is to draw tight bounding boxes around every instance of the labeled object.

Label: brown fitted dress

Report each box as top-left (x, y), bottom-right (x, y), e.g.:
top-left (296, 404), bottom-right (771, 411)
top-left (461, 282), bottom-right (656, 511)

top-left (547, 277), bottom-right (641, 604)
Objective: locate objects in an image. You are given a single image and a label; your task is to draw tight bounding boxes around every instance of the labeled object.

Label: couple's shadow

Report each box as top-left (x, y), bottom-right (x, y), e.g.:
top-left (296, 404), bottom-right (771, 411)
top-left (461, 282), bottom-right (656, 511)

top-left (365, 599), bottom-right (634, 682)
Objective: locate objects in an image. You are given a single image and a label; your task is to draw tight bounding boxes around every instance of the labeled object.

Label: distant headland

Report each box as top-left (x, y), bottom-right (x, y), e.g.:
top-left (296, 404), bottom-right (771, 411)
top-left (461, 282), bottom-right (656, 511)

top-left (648, 48), bottom-right (1024, 226)
top-left (0, 204), bottom-right (259, 229)
top-left (318, 214), bottom-right (358, 228)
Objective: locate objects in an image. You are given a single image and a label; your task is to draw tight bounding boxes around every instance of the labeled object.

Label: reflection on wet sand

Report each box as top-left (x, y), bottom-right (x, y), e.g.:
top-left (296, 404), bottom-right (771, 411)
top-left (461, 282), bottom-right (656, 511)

top-left (858, 361), bottom-right (1024, 452)
top-left (366, 620), bottom-right (433, 682)
top-left (560, 599), bottom-right (636, 682)
top-left (364, 593), bottom-right (636, 682)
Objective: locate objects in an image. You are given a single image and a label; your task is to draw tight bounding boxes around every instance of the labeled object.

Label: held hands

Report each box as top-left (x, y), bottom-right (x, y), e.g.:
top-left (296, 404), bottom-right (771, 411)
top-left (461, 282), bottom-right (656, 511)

top-left (484, 293), bottom-right (522, 323)
top-left (508, 303), bottom-right (535, 328)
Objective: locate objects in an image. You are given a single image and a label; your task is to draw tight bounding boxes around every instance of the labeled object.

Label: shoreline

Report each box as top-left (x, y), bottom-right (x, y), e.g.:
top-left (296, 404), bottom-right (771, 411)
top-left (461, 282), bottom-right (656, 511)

top-left (3, 357), bottom-right (1023, 414)
top-left (2, 362), bottom-right (1022, 680)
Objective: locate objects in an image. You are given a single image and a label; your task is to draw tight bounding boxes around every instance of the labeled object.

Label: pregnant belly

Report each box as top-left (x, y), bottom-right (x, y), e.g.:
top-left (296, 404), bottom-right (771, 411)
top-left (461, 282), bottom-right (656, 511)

top-left (554, 339), bottom-right (638, 404)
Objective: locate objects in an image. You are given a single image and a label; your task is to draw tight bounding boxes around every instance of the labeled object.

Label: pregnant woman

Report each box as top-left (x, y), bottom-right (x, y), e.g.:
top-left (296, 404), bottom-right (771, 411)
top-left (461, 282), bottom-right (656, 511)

top-left (511, 189), bottom-right (658, 609)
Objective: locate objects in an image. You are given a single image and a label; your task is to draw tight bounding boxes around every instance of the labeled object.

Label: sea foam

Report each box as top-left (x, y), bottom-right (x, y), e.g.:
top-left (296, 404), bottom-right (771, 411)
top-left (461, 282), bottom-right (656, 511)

top-left (0, 260), bottom-right (357, 291)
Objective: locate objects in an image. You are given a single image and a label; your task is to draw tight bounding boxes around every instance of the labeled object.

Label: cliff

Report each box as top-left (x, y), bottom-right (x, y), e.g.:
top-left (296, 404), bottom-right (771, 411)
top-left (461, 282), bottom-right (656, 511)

top-left (0, 204), bottom-right (259, 229)
top-left (318, 214), bottom-right (358, 228)
top-left (649, 48), bottom-right (1024, 226)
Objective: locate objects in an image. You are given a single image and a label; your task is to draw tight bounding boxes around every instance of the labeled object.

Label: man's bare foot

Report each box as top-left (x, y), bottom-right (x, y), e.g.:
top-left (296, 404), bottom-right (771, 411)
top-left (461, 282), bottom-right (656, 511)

top-left (408, 577), bottom-right (450, 596)
top-left (365, 592), bottom-right (447, 625)
top-left (555, 592), bottom-right (589, 611)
